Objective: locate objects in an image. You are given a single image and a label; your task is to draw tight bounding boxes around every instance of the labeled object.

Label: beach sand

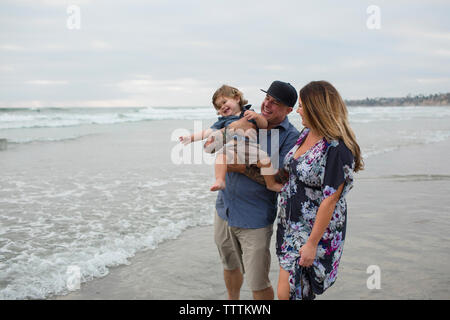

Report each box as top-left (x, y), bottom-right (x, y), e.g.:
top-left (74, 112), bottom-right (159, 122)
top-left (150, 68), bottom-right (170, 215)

top-left (54, 136), bottom-right (450, 300)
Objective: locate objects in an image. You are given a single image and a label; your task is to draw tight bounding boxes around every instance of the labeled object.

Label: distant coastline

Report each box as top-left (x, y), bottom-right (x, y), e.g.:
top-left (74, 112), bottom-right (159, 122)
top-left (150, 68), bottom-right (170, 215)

top-left (345, 92), bottom-right (450, 106)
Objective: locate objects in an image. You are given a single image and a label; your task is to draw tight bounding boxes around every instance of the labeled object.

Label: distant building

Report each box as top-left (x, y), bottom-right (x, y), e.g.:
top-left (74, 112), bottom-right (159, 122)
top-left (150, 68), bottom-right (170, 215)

top-left (345, 93), bottom-right (450, 106)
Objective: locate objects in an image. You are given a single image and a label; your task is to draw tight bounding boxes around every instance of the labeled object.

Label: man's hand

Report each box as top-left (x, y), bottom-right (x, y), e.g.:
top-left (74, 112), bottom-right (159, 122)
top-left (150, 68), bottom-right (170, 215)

top-left (204, 131), bottom-right (222, 153)
top-left (204, 135), bottom-right (215, 147)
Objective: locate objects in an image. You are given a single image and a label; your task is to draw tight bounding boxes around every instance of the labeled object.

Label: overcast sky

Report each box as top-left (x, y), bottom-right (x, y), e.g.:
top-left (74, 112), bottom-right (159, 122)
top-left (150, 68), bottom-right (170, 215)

top-left (1, 0), bottom-right (449, 107)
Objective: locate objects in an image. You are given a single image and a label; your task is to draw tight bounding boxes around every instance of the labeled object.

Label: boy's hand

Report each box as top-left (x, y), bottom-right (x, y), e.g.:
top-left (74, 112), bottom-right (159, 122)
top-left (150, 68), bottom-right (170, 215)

top-left (243, 110), bottom-right (259, 120)
top-left (179, 135), bottom-right (192, 145)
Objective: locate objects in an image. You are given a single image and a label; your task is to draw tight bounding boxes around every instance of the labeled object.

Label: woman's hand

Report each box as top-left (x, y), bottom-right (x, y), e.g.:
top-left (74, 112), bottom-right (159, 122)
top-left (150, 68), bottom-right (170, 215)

top-left (298, 242), bottom-right (317, 267)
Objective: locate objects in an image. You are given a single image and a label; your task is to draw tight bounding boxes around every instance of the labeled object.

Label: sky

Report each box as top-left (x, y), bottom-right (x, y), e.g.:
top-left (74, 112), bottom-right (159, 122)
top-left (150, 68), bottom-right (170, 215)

top-left (0, 0), bottom-right (449, 107)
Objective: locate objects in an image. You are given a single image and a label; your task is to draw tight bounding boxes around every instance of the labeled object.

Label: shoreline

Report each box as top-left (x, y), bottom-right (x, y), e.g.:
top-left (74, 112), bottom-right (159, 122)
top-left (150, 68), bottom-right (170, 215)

top-left (52, 225), bottom-right (238, 300)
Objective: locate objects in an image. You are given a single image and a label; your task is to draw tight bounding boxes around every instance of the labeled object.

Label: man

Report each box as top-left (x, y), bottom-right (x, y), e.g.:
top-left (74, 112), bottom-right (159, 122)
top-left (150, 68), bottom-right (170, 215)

top-left (213, 80), bottom-right (300, 300)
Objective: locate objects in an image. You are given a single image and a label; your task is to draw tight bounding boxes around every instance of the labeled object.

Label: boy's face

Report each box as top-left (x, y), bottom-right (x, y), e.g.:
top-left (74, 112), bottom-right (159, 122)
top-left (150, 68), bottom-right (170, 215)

top-left (214, 96), bottom-right (241, 117)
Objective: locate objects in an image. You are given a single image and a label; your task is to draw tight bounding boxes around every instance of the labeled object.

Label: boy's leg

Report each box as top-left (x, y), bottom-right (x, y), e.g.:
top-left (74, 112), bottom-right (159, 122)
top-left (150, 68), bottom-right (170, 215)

top-left (211, 153), bottom-right (227, 191)
top-left (210, 143), bottom-right (236, 191)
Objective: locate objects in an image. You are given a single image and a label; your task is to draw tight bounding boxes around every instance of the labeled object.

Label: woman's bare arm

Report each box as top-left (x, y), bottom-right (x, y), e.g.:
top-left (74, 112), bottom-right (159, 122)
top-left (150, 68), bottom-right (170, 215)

top-left (298, 183), bottom-right (344, 267)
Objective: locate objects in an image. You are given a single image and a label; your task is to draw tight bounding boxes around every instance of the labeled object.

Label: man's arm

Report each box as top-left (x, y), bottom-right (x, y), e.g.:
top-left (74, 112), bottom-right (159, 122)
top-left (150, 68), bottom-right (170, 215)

top-left (226, 124), bottom-right (298, 186)
top-left (243, 124), bottom-right (298, 186)
top-left (227, 163), bottom-right (288, 186)
top-left (227, 163), bottom-right (246, 174)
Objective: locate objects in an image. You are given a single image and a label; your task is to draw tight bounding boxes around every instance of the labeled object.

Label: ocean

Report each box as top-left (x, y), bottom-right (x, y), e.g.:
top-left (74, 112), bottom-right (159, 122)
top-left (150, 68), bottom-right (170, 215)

top-left (1, 105), bottom-right (450, 299)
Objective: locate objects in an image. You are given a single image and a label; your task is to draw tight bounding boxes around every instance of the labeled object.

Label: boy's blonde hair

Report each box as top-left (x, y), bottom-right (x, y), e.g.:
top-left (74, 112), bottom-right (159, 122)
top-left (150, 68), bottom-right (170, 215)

top-left (212, 85), bottom-right (248, 110)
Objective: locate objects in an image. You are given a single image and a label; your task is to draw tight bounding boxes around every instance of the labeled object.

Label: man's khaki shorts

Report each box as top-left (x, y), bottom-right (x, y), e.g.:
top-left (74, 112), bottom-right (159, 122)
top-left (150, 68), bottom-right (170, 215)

top-left (214, 212), bottom-right (273, 292)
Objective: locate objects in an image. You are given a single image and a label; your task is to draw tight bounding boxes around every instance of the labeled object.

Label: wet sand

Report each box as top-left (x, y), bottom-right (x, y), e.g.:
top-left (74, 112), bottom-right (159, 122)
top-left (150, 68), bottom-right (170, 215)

top-left (54, 138), bottom-right (450, 300)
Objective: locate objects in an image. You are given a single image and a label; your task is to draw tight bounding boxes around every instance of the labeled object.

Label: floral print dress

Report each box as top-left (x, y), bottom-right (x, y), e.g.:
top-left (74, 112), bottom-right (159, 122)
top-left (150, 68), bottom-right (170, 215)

top-left (276, 128), bottom-right (355, 300)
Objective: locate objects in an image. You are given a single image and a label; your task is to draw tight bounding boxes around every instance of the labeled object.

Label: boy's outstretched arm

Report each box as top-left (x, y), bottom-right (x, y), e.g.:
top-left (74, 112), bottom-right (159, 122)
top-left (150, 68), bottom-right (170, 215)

top-left (179, 128), bottom-right (214, 145)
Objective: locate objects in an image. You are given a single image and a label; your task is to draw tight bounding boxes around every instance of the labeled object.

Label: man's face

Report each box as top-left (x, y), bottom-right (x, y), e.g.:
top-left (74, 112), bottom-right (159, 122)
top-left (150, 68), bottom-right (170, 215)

top-left (260, 94), bottom-right (293, 126)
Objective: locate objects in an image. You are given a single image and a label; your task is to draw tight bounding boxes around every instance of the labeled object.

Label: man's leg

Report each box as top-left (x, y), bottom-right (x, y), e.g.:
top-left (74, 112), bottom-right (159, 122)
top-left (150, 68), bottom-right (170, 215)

top-left (223, 268), bottom-right (243, 300)
top-left (253, 285), bottom-right (274, 300)
top-left (214, 213), bottom-right (245, 300)
top-left (237, 224), bottom-right (274, 300)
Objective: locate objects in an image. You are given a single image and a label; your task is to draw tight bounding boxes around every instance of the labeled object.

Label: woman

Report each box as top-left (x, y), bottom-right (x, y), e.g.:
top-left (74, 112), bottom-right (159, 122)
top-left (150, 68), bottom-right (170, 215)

top-left (276, 81), bottom-right (364, 300)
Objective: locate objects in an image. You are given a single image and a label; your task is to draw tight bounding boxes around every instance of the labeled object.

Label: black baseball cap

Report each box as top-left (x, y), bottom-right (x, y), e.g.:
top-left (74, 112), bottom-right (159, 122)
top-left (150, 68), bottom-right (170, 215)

top-left (261, 80), bottom-right (298, 108)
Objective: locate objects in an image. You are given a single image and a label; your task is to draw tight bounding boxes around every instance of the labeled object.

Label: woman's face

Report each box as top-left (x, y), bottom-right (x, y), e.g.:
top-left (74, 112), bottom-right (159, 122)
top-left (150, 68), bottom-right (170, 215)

top-left (297, 98), bottom-right (308, 128)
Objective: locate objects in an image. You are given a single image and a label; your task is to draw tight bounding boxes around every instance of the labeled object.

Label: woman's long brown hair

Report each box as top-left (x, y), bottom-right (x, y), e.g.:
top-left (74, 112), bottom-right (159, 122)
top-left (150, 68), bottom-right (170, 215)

top-left (299, 81), bottom-right (364, 172)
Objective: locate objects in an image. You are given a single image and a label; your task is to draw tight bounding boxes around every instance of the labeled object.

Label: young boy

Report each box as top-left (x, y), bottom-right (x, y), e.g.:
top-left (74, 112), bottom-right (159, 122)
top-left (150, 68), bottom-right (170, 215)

top-left (179, 85), bottom-right (282, 192)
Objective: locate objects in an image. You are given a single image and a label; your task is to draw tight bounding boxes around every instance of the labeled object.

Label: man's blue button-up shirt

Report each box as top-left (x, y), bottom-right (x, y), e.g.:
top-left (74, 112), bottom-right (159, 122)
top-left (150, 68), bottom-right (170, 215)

top-left (215, 116), bottom-right (300, 228)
